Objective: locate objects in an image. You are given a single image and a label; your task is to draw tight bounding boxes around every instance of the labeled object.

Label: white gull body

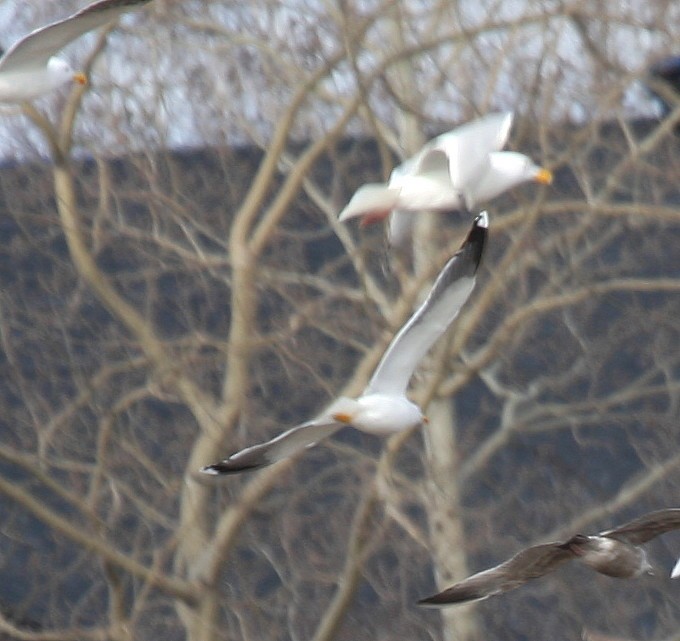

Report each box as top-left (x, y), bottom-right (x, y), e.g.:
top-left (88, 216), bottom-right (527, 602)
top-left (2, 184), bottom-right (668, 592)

top-left (338, 112), bottom-right (552, 246)
top-left (201, 212), bottom-right (489, 475)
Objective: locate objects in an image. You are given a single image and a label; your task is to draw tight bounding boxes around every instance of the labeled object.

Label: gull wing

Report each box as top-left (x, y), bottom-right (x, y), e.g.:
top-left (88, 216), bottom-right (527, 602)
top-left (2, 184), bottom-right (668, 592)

top-left (385, 150), bottom-right (452, 247)
top-left (601, 508), bottom-right (680, 545)
top-left (365, 212), bottom-right (488, 396)
top-left (200, 416), bottom-right (344, 475)
top-left (412, 147), bottom-right (450, 178)
top-left (338, 183), bottom-right (401, 222)
top-left (422, 112), bottom-right (514, 191)
top-left (418, 541), bottom-right (572, 607)
top-left (0, 0), bottom-right (152, 73)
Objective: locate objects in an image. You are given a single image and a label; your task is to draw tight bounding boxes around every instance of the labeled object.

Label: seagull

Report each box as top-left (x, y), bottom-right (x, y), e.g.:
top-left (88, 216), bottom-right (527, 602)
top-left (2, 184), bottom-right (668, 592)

top-left (0, 0), bottom-right (153, 104)
top-left (200, 212), bottom-right (488, 475)
top-left (337, 112), bottom-right (552, 246)
top-left (418, 508), bottom-right (680, 607)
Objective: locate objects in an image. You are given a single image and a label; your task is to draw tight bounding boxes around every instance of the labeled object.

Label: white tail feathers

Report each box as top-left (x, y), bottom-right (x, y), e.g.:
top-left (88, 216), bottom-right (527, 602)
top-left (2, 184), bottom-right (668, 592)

top-left (338, 184), bottom-right (400, 221)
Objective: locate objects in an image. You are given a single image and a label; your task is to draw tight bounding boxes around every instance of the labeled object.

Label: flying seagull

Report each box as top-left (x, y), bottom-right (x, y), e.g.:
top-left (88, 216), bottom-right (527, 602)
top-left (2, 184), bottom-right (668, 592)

top-left (0, 0), bottom-right (153, 104)
top-left (337, 112), bottom-right (552, 246)
top-left (201, 212), bottom-right (488, 475)
top-left (418, 508), bottom-right (680, 607)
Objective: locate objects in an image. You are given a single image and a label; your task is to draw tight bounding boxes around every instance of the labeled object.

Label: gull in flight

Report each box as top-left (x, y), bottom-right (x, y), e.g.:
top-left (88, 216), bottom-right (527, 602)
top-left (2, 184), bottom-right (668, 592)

top-left (201, 212), bottom-right (488, 475)
top-left (418, 508), bottom-right (680, 607)
top-left (338, 112), bottom-right (552, 246)
top-left (0, 0), bottom-right (153, 104)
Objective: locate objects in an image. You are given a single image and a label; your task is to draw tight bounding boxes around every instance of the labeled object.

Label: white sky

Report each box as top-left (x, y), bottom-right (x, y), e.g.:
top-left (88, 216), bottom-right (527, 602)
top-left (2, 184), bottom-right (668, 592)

top-left (0, 0), bottom-right (675, 161)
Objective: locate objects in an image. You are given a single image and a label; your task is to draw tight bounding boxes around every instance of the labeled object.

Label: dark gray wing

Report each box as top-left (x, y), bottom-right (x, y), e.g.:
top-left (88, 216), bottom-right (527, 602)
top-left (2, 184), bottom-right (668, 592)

top-left (199, 417), bottom-right (343, 475)
top-left (365, 211), bottom-right (487, 396)
top-left (601, 508), bottom-right (680, 545)
top-left (0, 0), bottom-right (152, 73)
top-left (418, 542), bottom-right (573, 607)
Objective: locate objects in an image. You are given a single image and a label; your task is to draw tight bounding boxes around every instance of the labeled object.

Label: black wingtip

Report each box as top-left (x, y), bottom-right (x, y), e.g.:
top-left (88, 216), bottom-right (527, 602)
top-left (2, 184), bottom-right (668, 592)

top-left (199, 460), bottom-right (267, 476)
top-left (417, 582), bottom-right (490, 607)
top-left (462, 210), bottom-right (488, 267)
top-left (417, 593), bottom-right (461, 608)
top-left (417, 590), bottom-right (484, 608)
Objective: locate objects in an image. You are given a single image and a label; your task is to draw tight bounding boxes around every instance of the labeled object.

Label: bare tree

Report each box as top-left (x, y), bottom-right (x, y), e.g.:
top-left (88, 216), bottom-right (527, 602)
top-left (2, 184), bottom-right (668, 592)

top-left (0, 1), bottom-right (678, 641)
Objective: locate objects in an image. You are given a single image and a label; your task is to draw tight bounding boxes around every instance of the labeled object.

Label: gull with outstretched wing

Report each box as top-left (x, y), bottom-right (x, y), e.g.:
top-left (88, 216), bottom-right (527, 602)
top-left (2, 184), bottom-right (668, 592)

top-left (0, 0), bottom-right (153, 103)
top-left (419, 508), bottom-right (680, 607)
top-left (338, 112), bottom-right (551, 246)
top-left (201, 212), bottom-right (488, 475)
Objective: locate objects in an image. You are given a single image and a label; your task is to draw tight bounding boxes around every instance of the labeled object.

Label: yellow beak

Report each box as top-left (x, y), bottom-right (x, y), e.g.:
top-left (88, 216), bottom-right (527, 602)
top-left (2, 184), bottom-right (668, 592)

top-left (535, 168), bottom-right (553, 185)
top-left (332, 412), bottom-right (354, 424)
top-left (73, 72), bottom-right (87, 86)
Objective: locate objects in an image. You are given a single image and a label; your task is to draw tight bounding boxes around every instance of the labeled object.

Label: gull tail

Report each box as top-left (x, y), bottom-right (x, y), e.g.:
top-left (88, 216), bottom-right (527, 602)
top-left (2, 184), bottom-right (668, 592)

top-left (338, 183), bottom-right (400, 222)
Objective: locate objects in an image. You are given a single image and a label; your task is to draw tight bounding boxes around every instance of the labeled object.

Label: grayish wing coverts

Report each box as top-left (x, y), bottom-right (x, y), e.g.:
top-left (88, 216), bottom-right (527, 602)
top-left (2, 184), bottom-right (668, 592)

top-left (365, 212), bottom-right (487, 396)
top-left (601, 508), bottom-right (680, 545)
top-left (200, 417), bottom-right (343, 474)
top-left (418, 542), bottom-right (572, 606)
top-left (0, 0), bottom-right (152, 73)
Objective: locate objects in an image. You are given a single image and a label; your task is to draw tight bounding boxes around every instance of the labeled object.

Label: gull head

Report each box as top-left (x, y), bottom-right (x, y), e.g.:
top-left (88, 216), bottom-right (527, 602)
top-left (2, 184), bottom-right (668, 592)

top-left (47, 57), bottom-right (80, 91)
top-left (475, 151), bottom-right (552, 203)
top-left (495, 151), bottom-right (552, 185)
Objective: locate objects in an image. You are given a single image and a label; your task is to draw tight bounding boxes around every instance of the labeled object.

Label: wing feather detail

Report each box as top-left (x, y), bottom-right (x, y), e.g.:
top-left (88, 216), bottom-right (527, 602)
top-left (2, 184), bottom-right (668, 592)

top-left (601, 508), bottom-right (680, 545)
top-left (0, 0), bottom-right (152, 73)
top-left (421, 112), bottom-right (513, 191)
top-left (365, 212), bottom-right (487, 396)
top-left (200, 417), bottom-right (344, 475)
top-left (418, 542), bottom-right (571, 607)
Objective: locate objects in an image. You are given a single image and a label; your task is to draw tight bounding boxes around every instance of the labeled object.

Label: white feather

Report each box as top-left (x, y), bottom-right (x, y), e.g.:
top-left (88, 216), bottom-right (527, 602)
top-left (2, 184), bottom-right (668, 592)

top-left (0, 0), bottom-right (152, 103)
